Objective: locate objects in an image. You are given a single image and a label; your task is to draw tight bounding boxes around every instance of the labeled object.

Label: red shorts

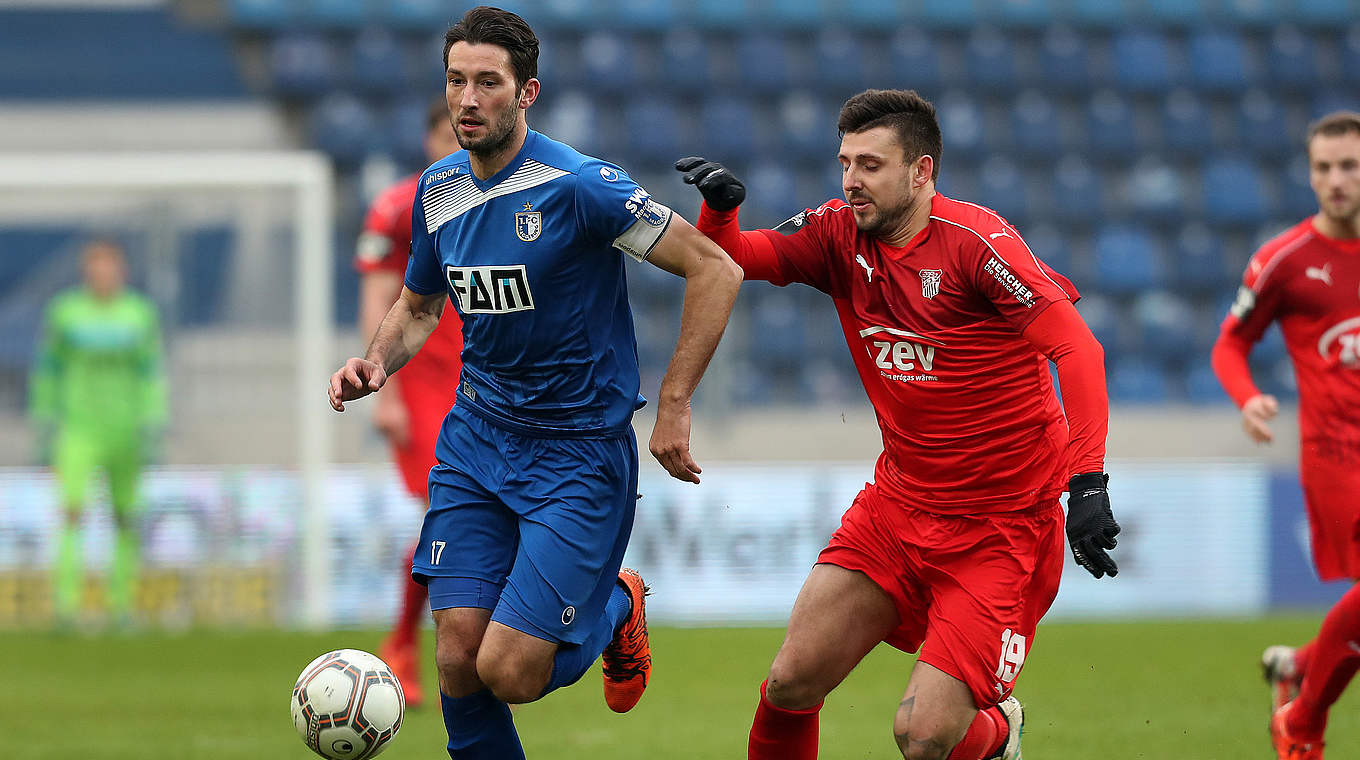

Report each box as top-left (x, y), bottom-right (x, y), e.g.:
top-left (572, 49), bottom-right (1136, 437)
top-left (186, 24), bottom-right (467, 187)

top-left (392, 383), bottom-right (453, 500)
top-left (817, 483), bottom-right (1065, 708)
top-left (1300, 453), bottom-right (1360, 581)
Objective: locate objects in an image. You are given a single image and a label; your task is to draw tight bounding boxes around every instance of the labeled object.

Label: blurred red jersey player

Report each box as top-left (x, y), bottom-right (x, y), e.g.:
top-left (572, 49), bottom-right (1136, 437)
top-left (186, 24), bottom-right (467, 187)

top-left (1213, 111), bottom-right (1360, 760)
top-left (356, 99), bottom-right (463, 708)
top-left (678, 89), bottom-right (1119, 760)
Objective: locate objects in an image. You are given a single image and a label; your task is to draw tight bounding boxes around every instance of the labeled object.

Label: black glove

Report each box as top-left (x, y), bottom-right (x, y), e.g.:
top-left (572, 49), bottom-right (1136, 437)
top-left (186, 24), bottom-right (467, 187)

top-left (1065, 472), bottom-right (1121, 579)
top-left (675, 156), bottom-right (746, 212)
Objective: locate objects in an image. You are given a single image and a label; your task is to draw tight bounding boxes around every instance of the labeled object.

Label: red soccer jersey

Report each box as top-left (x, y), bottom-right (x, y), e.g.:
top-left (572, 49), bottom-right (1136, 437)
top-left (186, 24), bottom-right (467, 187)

top-left (355, 174), bottom-right (463, 416)
top-left (1219, 218), bottom-right (1360, 455)
top-left (736, 193), bottom-right (1080, 515)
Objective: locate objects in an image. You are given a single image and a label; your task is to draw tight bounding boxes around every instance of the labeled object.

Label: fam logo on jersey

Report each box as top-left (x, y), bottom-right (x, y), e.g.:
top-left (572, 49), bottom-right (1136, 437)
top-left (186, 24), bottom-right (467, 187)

top-left (983, 256), bottom-right (1035, 308)
top-left (920, 269), bottom-right (943, 299)
top-left (515, 203), bottom-right (543, 242)
top-left (1317, 316), bottom-right (1360, 368)
top-left (774, 210), bottom-right (808, 236)
top-left (446, 264), bottom-right (535, 314)
top-left (625, 188), bottom-right (668, 227)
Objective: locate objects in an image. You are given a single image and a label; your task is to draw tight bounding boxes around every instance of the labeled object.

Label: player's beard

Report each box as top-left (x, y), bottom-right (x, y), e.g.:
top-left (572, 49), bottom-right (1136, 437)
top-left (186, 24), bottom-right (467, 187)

top-left (1320, 193), bottom-right (1360, 230)
top-left (456, 97), bottom-right (519, 158)
top-left (849, 187), bottom-right (916, 239)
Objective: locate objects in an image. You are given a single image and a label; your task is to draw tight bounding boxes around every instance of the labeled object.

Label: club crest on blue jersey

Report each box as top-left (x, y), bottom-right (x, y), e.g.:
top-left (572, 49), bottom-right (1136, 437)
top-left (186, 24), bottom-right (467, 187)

top-left (515, 206), bottom-right (543, 242)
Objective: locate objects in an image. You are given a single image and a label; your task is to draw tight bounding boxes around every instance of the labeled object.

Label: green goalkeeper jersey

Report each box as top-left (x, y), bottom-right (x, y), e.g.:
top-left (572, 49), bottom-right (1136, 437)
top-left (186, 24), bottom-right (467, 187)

top-left (30, 288), bottom-right (167, 434)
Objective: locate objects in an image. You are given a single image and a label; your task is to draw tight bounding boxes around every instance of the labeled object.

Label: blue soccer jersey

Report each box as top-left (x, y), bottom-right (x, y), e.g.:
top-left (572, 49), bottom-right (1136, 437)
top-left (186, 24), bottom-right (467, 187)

top-left (404, 130), bottom-right (672, 438)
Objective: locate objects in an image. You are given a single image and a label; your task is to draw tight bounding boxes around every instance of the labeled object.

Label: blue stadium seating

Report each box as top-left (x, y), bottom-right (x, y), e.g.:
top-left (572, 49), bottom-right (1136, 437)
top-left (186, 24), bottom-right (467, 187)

top-left (994, 0), bottom-right (1055, 28)
top-left (1295, 0), bottom-right (1353, 26)
top-left (701, 97), bottom-right (762, 159)
top-left (1138, 0), bottom-right (1204, 26)
top-left (1050, 156), bottom-right (1107, 225)
top-left (1279, 157), bottom-right (1317, 219)
top-left (1185, 363), bottom-right (1226, 405)
top-left (623, 99), bottom-right (683, 165)
top-left (692, 0), bottom-right (752, 29)
top-left (1173, 223), bottom-right (1231, 294)
top-left (746, 163), bottom-right (801, 227)
top-left (736, 34), bottom-right (795, 92)
top-left (269, 33), bottom-right (339, 97)
top-left (351, 28), bottom-right (408, 95)
top-left (613, 0), bottom-right (677, 30)
top-left (1021, 223), bottom-right (1072, 277)
top-left (660, 28), bottom-right (712, 95)
top-left (813, 29), bottom-right (868, 94)
top-left (1202, 157), bottom-right (1269, 226)
top-left (385, 96), bottom-right (432, 166)
top-left (1085, 91), bottom-right (1139, 162)
top-left (1108, 358), bottom-right (1173, 403)
top-left (306, 0), bottom-right (363, 30)
top-left (777, 91), bottom-right (839, 156)
top-left (309, 93), bottom-right (381, 165)
top-left (1188, 30), bottom-right (1251, 94)
top-left (1068, 0), bottom-right (1126, 28)
top-left (937, 93), bottom-right (986, 157)
top-left (888, 28), bottom-right (943, 94)
top-left (965, 29), bottom-right (1020, 93)
top-left (1266, 26), bottom-right (1321, 90)
top-left (1094, 226), bottom-right (1165, 294)
top-left (1075, 294), bottom-right (1119, 360)
top-left (1133, 290), bottom-right (1197, 365)
top-left (840, 0), bottom-right (905, 29)
top-left (1126, 160), bottom-right (1187, 226)
top-left (579, 31), bottom-right (641, 94)
top-left (1237, 91), bottom-right (1292, 159)
top-left (1220, 0), bottom-right (1285, 27)
top-left (1011, 91), bottom-right (1063, 159)
top-left (1037, 27), bottom-right (1094, 93)
top-left (976, 157), bottom-right (1031, 223)
top-left (1160, 90), bottom-right (1215, 158)
top-left (768, 0), bottom-right (821, 29)
top-left (381, 0), bottom-right (450, 32)
top-left (537, 0), bottom-right (606, 30)
top-left (919, 0), bottom-right (978, 29)
top-left (1112, 30), bottom-right (1174, 94)
top-left (227, 0), bottom-right (292, 31)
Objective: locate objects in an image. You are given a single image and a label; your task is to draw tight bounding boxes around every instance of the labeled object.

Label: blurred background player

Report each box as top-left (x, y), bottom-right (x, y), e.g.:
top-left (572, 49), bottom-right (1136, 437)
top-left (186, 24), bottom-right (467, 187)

top-left (330, 7), bottom-right (741, 758)
top-left (356, 97), bottom-right (464, 709)
top-left (1212, 111), bottom-right (1360, 760)
top-left (30, 239), bottom-right (167, 628)
top-left (678, 89), bottom-right (1119, 760)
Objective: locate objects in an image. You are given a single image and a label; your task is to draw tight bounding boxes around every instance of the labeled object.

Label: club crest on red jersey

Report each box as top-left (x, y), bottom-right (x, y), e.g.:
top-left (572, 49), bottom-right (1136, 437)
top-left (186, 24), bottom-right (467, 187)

top-left (920, 269), bottom-right (942, 299)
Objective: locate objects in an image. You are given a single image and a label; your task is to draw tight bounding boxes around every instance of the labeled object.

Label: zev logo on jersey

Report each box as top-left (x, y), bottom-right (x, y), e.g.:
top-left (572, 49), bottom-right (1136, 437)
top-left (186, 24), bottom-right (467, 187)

top-left (446, 265), bottom-right (535, 314)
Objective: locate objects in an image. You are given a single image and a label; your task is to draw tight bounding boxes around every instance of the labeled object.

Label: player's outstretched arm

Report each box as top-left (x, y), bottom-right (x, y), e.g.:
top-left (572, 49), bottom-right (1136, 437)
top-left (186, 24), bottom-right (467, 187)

top-left (643, 216), bottom-right (743, 483)
top-left (328, 287), bottom-right (446, 412)
top-left (358, 269), bottom-right (411, 447)
top-left (1210, 330), bottom-right (1276, 444)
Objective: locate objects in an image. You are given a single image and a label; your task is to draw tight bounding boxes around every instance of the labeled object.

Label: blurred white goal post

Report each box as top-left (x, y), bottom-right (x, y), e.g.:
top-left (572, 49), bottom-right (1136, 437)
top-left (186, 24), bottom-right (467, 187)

top-left (0, 151), bottom-right (336, 627)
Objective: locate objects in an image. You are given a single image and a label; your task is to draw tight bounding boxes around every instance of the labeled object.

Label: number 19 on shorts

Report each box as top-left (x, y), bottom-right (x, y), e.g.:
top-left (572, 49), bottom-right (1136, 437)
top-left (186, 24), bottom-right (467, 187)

top-left (994, 628), bottom-right (1027, 683)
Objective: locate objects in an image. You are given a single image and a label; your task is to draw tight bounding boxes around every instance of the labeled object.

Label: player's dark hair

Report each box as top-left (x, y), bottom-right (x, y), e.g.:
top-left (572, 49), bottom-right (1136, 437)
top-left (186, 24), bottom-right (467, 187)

top-left (837, 89), bottom-right (942, 180)
top-left (443, 6), bottom-right (539, 92)
top-left (1307, 111), bottom-right (1360, 144)
top-left (426, 97), bottom-right (449, 133)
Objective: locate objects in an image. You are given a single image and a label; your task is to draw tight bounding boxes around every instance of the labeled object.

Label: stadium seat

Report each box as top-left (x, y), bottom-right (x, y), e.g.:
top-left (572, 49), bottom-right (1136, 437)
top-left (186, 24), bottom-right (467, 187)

top-left (1010, 91), bottom-right (1063, 159)
top-left (964, 28), bottom-right (1020, 93)
top-left (1050, 155), bottom-right (1107, 226)
top-left (1068, 0), bottom-right (1126, 28)
top-left (612, 0), bottom-right (677, 30)
top-left (746, 285), bottom-right (809, 384)
top-left (1295, 0), bottom-right (1352, 26)
top-left (309, 94), bottom-right (380, 165)
top-left (746, 163), bottom-right (801, 229)
top-left (381, 0), bottom-right (449, 32)
top-left (622, 99), bottom-right (683, 165)
top-left (1220, 0), bottom-right (1284, 27)
top-left (768, 0), bottom-right (821, 30)
top-left (385, 96), bottom-right (431, 166)
top-left (1112, 30), bottom-right (1174, 94)
top-left (1138, 0), bottom-right (1204, 26)
top-left (778, 91), bottom-right (839, 157)
top-left (936, 92), bottom-right (985, 157)
top-left (1037, 26), bottom-right (1094, 94)
top-left (226, 0), bottom-right (292, 32)
top-left (1126, 159), bottom-right (1187, 226)
top-left (920, 0), bottom-right (978, 29)
top-left (1020, 223), bottom-right (1072, 277)
top-left (1187, 30), bottom-right (1250, 94)
top-left (976, 156), bottom-right (1031, 223)
top-left (1085, 91), bottom-right (1139, 163)
top-left (1074, 293), bottom-right (1120, 358)
top-left (1132, 290), bottom-right (1196, 365)
top-left (1108, 359), bottom-right (1173, 404)
top-left (1160, 90), bottom-right (1214, 158)
top-left (700, 97), bottom-right (762, 161)
top-left (1334, 30), bottom-right (1360, 87)
top-left (841, 0), bottom-right (905, 30)
top-left (268, 33), bottom-right (338, 98)
top-left (537, 0), bottom-right (605, 30)
top-left (1094, 225), bottom-right (1165, 294)
top-left (1266, 26), bottom-right (1320, 91)
top-left (305, 0), bottom-right (363, 30)
top-left (994, 0), bottom-right (1054, 29)
top-left (1279, 156), bottom-right (1317, 219)
top-left (888, 28), bottom-right (943, 94)
top-left (579, 31), bottom-right (640, 95)
top-left (1202, 157), bottom-right (1269, 226)
top-left (1237, 90), bottom-right (1292, 159)
top-left (1185, 363), bottom-right (1226, 406)
top-left (1173, 223), bottom-right (1231, 294)
top-left (813, 29), bottom-right (868, 94)
top-left (735, 34), bottom-right (795, 92)
top-left (350, 28), bottom-right (407, 96)
top-left (692, 0), bottom-right (752, 30)
top-left (660, 27), bottom-right (712, 95)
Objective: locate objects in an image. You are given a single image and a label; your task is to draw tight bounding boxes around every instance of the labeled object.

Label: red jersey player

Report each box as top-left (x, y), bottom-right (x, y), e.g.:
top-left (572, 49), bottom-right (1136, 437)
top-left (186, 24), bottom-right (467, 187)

top-left (676, 89), bottom-right (1119, 760)
top-left (357, 99), bottom-right (463, 708)
top-left (1212, 111), bottom-right (1360, 760)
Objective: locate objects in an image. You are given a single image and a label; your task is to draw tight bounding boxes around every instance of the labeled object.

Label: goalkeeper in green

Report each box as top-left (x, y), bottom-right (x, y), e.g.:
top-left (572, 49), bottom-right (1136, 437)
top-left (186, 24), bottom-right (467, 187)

top-left (30, 239), bottom-right (167, 626)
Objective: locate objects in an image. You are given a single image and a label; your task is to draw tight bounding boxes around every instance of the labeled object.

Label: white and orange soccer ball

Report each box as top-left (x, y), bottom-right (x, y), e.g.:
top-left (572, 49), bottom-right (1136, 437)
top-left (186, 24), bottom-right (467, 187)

top-left (290, 649), bottom-right (404, 759)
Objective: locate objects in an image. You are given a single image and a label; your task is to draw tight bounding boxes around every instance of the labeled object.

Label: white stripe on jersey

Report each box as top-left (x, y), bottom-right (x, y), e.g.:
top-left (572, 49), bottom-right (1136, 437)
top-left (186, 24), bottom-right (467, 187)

top-left (422, 159), bottom-right (571, 234)
top-left (1251, 230), bottom-right (1314, 294)
top-left (947, 199), bottom-right (1071, 297)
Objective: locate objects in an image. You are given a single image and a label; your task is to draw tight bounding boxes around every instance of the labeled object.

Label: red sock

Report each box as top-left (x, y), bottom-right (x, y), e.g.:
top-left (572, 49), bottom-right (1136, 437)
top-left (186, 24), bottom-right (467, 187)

top-left (1295, 640), bottom-right (1316, 676)
top-left (390, 543), bottom-right (426, 647)
top-left (946, 706), bottom-right (1006, 760)
top-left (1288, 584), bottom-right (1360, 739)
top-left (749, 680), bottom-right (820, 760)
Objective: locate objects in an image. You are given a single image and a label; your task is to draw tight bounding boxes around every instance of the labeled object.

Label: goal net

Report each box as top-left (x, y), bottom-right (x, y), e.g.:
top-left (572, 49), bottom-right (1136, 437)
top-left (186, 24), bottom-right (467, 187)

top-left (0, 151), bottom-right (386, 629)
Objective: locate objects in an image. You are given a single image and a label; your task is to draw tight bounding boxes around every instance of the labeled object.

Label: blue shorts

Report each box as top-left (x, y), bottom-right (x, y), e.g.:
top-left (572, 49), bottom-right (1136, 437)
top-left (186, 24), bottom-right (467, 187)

top-left (412, 405), bottom-right (639, 646)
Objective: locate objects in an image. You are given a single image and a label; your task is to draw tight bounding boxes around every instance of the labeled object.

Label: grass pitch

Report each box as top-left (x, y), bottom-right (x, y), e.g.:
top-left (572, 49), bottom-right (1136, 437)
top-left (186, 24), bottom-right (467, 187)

top-left (7, 617), bottom-right (1357, 759)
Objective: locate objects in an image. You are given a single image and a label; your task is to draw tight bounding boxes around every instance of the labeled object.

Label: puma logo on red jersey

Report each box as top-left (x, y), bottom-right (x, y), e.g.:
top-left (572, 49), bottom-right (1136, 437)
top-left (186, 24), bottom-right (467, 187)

top-left (1306, 263), bottom-right (1333, 286)
top-left (855, 254), bottom-right (875, 283)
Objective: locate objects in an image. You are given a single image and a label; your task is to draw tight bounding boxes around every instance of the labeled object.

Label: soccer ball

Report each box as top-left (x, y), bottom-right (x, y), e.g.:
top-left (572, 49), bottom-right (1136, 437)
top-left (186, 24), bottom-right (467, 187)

top-left (290, 649), bottom-right (404, 759)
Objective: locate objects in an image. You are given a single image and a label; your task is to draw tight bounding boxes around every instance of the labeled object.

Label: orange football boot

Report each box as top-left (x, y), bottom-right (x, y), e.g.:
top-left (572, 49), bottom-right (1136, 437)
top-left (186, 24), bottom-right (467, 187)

top-left (379, 637), bottom-right (425, 709)
top-left (601, 568), bottom-right (650, 713)
top-left (1271, 702), bottom-right (1324, 760)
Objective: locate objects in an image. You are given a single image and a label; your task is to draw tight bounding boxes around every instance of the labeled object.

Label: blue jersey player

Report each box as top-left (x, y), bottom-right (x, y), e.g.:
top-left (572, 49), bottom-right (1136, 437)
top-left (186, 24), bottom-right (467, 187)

top-left (327, 6), bottom-right (742, 758)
